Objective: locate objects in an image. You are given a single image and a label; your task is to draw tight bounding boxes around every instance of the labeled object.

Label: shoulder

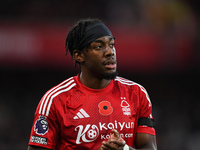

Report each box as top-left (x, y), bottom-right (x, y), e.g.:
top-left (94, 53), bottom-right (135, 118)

top-left (114, 76), bottom-right (152, 106)
top-left (37, 76), bottom-right (77, 116)
top-left (114, 76), bottom-right (150, 101)
top-left (45, 76), bottom-right (77, 97)
top-left (114, 76), bottom-right (143, 89)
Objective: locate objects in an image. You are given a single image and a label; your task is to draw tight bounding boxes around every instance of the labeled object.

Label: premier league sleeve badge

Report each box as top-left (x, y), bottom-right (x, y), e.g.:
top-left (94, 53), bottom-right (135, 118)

top-left (34, 116), bottom-right (49, 135)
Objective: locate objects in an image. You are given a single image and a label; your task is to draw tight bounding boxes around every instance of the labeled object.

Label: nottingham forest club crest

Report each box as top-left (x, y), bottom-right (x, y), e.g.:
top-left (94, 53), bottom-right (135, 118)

top-left (34, 116), bottom-right (49, 135)
top-left (121, 97), bottom-right (131, 116)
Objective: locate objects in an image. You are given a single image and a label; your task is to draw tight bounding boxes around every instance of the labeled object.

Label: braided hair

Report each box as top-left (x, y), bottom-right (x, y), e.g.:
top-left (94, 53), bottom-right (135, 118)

top-left (65, 18), bottom-right (102, 62)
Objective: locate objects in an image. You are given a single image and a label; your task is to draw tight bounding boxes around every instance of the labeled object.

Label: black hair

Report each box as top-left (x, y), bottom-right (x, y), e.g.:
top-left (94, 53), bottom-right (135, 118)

top-left (65, 18), bottom-right (102, 63)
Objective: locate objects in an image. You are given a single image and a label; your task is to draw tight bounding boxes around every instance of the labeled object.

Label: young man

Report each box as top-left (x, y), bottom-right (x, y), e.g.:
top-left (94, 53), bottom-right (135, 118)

top-left (27, 18), bottom-right (157, 150)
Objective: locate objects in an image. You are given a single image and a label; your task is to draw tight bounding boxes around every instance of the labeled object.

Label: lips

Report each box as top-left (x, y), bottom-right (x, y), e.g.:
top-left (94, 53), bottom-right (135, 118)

top-left (104, 59), bottom-right (116, 69)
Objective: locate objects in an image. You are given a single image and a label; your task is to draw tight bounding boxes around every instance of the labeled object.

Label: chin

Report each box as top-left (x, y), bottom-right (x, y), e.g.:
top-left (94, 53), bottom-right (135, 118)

top-left (103, 71), bottom-right (118, 80)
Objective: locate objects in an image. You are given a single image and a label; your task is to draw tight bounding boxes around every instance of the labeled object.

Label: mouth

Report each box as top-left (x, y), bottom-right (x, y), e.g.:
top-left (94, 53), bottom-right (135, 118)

top-left (104, 59), bottom-right (116, 69)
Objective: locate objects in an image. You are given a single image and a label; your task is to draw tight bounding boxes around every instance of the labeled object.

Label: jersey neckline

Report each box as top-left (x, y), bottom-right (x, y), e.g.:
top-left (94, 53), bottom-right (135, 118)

top-left (74, 74), bottom-right (114, 94)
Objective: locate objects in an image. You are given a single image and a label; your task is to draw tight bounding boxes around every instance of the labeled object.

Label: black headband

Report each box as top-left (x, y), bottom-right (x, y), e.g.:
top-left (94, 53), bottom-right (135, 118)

top-left (76, 22), bottom-right (113, 50)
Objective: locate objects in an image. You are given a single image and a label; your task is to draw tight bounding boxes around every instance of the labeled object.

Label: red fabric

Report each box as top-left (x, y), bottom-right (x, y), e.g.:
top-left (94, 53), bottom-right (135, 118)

top-left (28, 75), bottom-right (156, 149)
top-left (137, 126), bottom-right (156, 136)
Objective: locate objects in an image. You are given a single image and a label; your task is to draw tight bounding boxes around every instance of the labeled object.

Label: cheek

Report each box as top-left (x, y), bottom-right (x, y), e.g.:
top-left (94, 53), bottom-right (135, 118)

top-left (85, 54), bottom-right (102, 65)
top-left (91, 59), bottom-right (102, 68)
top-left (87, 59), bottom-right (104, 72)
top-left (84, 58), bottom-right (100, 69)
top-left (83, 52), bottom-right (104, 69)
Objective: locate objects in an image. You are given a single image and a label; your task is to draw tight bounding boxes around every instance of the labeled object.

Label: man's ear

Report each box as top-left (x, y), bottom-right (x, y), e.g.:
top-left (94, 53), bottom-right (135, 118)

top-left (73, 50), bottom-right (84, 63)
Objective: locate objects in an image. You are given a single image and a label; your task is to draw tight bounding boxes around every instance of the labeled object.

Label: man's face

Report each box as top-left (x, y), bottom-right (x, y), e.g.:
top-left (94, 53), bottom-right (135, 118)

top-left (82, 36), bottom-right (117, 79)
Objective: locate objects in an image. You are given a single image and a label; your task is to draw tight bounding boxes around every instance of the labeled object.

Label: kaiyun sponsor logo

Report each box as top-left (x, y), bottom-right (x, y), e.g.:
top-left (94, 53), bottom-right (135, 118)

top-left (75, 121), bottom-right (134, 144)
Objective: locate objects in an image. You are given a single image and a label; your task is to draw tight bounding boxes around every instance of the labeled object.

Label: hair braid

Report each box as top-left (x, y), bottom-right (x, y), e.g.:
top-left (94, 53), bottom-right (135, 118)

top-left (65, 18), bottom-right (102, 59)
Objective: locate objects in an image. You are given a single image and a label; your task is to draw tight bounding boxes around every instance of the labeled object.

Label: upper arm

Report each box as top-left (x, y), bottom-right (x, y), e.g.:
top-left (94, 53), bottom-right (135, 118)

top-left (134, 133), bottom-right (157, 150)
top-left (27, 145), bottom-right (51, 150)
top-left (28, 97), bottom-right (59, 149)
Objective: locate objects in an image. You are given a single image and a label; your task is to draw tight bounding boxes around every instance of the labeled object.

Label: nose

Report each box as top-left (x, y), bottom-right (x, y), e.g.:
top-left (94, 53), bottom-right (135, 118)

top-left (105, 45), bottom-right (115, 57)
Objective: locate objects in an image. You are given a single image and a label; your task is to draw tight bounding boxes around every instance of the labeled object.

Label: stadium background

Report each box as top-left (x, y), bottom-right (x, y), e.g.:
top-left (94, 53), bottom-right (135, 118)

top-left (0, 0), bottom-right (199, 150)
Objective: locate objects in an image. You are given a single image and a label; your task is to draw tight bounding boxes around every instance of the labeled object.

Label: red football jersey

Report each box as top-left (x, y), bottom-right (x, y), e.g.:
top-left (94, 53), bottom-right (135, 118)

top-left (28, 75), bottom-right (155, 149)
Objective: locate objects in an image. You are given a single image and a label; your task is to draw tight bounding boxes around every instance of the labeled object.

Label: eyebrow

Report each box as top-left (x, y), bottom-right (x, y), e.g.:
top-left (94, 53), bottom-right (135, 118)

top-left (94, 37), bottom-right (115, 43)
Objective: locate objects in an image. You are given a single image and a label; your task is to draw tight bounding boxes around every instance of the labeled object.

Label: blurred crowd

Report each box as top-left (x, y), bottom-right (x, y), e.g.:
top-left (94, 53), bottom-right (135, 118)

top-left (0, 0), bottom-right (199, 150)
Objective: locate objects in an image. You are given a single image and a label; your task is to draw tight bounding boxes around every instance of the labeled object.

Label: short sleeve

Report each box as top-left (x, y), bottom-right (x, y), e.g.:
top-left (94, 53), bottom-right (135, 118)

top-left (136, 85), bottom-right (156, 135)
top-left (28, 97), bottom-right (59, 149)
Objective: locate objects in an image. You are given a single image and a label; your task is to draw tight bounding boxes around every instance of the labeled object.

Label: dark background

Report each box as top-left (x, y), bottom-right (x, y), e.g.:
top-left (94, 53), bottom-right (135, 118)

top-left (0, 0), bottom-right (200, 150)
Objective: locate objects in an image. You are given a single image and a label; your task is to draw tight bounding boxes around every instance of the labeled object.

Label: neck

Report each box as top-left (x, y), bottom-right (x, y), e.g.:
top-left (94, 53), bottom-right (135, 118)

top-left (79, 73), bottom-right (111, 89)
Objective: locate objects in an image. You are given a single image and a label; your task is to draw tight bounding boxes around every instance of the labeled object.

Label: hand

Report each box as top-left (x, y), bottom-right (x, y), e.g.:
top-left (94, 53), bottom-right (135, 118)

top-left (100, 129), bottom-right (126, 150)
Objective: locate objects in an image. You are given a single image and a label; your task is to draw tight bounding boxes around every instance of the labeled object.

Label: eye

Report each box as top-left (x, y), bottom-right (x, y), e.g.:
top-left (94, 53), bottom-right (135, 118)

top-left (94, 45), bottom-right (103, 49)
top-left (109, 43), bottom-right (115, 48)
